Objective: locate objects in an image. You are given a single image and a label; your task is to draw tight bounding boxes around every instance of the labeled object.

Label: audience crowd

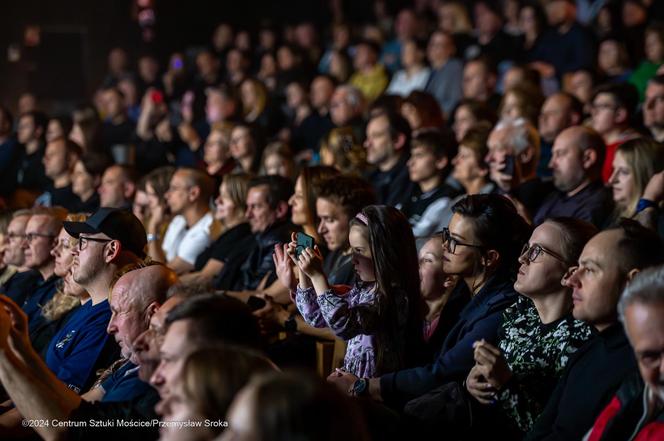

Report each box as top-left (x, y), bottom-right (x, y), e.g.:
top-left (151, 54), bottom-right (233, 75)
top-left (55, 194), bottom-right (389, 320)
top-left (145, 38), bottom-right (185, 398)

top-left (2, 0), bottom-right (664, 439)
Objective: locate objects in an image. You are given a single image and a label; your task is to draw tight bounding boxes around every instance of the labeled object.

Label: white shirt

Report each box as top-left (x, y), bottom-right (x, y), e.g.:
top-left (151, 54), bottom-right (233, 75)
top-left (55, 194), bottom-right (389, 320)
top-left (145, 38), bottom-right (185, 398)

top-left (386, 67), bottom-right (431, 97)
top-left (161, 212), bottom-right (214, 265)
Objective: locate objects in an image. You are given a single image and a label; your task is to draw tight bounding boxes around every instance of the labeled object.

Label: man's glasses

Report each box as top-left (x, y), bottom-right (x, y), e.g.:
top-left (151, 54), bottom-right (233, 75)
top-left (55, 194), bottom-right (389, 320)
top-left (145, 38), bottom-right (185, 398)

top-left (520, 243), bottom-right (566, 264)
top-left (439, 227), bottom-right (484, 254)
top-left (78, 236), bottom-right (113, 251)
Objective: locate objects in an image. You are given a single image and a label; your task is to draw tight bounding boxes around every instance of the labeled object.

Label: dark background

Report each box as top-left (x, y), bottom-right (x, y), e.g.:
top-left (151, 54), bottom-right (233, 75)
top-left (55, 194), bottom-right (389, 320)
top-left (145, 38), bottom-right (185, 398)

top-left (0, 0), bottom-right (386, 112)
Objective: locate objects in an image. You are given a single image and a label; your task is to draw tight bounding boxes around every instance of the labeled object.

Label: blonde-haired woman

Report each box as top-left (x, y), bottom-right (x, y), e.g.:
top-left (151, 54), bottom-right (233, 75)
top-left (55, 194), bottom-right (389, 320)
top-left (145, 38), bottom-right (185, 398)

top-left (319, 128), bottom-right (368, 176)
top-left (32, 213), bottom-right (90, 354)
top-left (609, 138), bottom-right (664, 221)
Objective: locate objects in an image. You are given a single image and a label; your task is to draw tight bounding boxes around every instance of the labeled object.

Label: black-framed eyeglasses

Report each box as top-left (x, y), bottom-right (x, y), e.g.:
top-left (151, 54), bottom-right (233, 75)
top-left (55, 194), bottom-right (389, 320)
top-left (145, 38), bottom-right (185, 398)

top-left (520, 243), bottom-right (566, 264)
top-left (78, 236), bottom-right (113, 251)
top-left (439, 227), bottom-right (484, 254)
top-left (6, 233), bottom-right (26, 241)
top-left (25, 233), bottom-right (56, 243)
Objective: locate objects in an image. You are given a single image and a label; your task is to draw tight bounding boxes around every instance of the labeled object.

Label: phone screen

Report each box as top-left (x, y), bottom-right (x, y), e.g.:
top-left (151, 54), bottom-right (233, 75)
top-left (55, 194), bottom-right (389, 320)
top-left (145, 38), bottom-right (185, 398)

top-left (295, 232), bottom-right (315, 257)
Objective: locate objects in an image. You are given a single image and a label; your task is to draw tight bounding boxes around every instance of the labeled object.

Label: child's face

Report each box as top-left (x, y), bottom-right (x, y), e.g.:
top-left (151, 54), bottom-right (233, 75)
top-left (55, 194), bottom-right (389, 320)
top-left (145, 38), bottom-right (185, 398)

top-left (349, 225), bottom-right (376, 282)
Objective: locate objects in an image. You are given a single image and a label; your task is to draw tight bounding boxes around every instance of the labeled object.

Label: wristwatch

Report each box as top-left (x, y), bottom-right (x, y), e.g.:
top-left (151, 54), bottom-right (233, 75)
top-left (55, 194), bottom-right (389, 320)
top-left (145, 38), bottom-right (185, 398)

top-left (351, 378), bottom-right (369, 397)
top-left (284, 313), bottom-right (298, 333)
top-left (146, 233), bottom-right (160, 243)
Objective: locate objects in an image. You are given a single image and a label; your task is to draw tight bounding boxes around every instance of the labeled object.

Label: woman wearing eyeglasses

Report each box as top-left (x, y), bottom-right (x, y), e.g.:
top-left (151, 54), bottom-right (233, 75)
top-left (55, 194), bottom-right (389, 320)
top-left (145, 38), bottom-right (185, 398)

top-left (465, 217), bottom-right (597, 437)
top-left (328, 194), bottom-right (530, 420)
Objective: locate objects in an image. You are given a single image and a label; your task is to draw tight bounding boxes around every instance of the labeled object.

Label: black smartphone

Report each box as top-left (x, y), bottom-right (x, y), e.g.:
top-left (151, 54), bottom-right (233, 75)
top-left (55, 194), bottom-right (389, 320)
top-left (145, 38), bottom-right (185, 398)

top-left (247, 295), bottom-right (267, 311)
top-left (501, 155), bottom-right (515, 177)
top-left (295, 232), bottom-right (315, 257)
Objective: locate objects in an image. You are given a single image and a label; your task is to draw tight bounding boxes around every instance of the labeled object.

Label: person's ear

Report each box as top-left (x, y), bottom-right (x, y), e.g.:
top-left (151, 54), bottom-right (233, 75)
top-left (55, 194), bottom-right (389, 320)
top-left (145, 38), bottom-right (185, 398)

top-left (123, 181), bottom-right (136, 200)
top-left (145, 301), bottom-right (160, 324)
top-left (614, 107), bottom-right (628, 125)
top-left (275, 200), bottom-right (289, 219)
top-left (189, 185), bottom-right (201, 203)
top-left (393, 133), bottom-right (406, 152)
top-left (519, 146), bottom-right (534, 165)
top-left (581, 148), bottom-right (598, 171)
top-left (105, 240), bottom-right (121, 263)
top-left (481, 249), bottom-right (500, 269)
top-left (626, 268), bottom-right (640, 284)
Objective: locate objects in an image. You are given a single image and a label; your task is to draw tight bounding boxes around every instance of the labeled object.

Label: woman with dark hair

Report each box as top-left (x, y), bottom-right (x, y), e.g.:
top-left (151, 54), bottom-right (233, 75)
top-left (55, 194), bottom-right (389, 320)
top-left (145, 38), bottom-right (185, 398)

top-left (222, 372), bottom-right (370, 441)
top-left (329, 194), bottom-right (531, 415)
top-left (288, 166), bottom-right (340, 244)
top-left (466, 217), bottom-right (596, 437)
top-left (290, 205), bottom-right (423, 378)
top-left (71, 151), bottom-right (112, 212)
top-left (229, 123), bottom-right (263, 174)
top-left (180, 173), bottom-right (254, 286)
top-left (400, 91), bottom-right (445, 132)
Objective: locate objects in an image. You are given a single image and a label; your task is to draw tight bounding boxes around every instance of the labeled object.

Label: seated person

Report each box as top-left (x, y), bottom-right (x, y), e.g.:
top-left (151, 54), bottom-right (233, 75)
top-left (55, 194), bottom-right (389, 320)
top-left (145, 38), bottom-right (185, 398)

top-left (316, 175), bottom-right (376, 286)
top-left (401, 129), bottom-right (461, 241)
top-left (329, 194), bottom-right (530, 409)
top-left (215, 175), bottom-right (296, 302)
top-left (417, 234), bottom-right (469, 365)
top-left (534, 126), bottom-right (613, 228)
top-left (147, 167), bottom-right (217, 275)
top-left (585, 265), bottom-right (664, 440)
top-left (180, 173), bottom-right (254, 286)
top-left (0, 210), bottom-right (41, 306)
top-left (289, 205), bottom-right (422, 378)
top-left (466, 218), bottom-right (597, 437)
top-left (525, 220), bottom-right (664, 441)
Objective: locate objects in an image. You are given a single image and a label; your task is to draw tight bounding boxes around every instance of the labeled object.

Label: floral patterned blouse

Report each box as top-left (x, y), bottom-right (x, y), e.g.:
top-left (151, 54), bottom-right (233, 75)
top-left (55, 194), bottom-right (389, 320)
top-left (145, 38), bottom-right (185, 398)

top-left (294, 281), bottom-right (408, 378)
top-left (497, 295), bottom-right (593, 433)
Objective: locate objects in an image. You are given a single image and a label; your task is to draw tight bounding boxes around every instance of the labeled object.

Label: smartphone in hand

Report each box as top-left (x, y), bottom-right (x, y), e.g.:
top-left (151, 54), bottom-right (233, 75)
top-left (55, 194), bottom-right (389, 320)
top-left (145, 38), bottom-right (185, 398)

top-left (295, 232), bottom-right (315, 257)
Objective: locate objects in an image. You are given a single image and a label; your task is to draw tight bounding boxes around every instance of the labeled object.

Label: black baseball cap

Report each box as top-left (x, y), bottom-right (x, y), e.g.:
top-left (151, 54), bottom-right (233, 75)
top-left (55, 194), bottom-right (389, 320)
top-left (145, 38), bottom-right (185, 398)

top-left (63, 207), bottom-right (147, 258)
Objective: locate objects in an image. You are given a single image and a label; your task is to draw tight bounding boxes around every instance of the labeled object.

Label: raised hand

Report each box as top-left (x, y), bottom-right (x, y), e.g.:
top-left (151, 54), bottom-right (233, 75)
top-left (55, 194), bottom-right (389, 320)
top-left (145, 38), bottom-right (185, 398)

top-left (0, 295), bottom-right (30, 353)
top-left (295, 246), bottom-right (325, 279)
top-left (273, 243), bottom-right (296, 291)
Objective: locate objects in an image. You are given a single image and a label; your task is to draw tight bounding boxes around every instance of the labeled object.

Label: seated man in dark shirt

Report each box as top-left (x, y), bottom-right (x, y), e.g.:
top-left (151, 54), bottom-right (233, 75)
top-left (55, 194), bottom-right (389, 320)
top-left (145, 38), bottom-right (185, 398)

top-left (525, 220), bottom-right (664, 441)
top-left (364, 110), bottom-right (414, 209)
top-left (486, 117), bottom-right (553, 221)
top-left (402, 129), bottom-right (461, 240)
top-left (217, 175), bottom-right (297, 305)
top-left (21, 207), bottom-right (68, 338)
top-left (534, 126), bottom-right (613, 227)
top-left (34, 138), bottom-right (82, 212)
top-left (0, 210), bottom-right (41, 306)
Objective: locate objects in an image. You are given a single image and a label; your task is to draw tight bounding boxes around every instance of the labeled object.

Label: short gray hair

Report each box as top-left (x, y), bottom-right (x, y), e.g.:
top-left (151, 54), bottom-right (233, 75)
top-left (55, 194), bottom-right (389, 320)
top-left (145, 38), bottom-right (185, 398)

top-left (618, 264), bottom-right (664, 323)
top-left (493, 117), bottom-right (540, 155)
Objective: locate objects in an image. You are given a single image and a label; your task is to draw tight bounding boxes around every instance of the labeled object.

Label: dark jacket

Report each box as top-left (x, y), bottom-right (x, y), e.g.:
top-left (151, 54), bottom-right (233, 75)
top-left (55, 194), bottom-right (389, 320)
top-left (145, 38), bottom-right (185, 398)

top-left (525, 323), bottom-right (637, 441)
top-left (379, 273), bottom-right (517, 407)
top-left (366, 154), bottom-right (413, 209)
top-left (234, 219), bottom-right (298, 291)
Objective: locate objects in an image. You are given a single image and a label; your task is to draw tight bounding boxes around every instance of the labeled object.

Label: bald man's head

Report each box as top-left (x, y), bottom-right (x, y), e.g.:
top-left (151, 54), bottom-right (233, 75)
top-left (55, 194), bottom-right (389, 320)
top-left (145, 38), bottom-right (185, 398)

top-left (107, 264), bottom-right (178, 362)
